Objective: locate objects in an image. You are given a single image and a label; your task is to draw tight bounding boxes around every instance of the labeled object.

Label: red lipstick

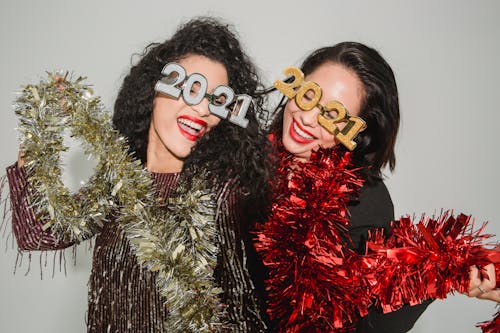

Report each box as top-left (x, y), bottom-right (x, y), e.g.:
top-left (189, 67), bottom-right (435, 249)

top-left (177, 115), bottom-right (208, 141)
top-left (289, 118), bottom-right (315, 144)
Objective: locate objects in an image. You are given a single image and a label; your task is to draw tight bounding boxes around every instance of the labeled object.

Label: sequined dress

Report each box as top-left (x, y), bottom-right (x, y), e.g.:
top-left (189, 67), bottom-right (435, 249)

top-left (6, 164), bottom-right (267, 333)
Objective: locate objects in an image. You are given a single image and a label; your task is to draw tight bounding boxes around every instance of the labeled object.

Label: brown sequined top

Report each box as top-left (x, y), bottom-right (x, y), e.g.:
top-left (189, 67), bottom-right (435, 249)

top-left (6, 164), bottom-right (267, 333)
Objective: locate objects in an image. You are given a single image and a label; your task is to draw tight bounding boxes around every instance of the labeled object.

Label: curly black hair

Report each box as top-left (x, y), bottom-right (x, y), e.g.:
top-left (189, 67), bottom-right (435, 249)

top-left (270, 42), bottom-right (399, 184)
top-left (112, 17), bottom-right (272, 215)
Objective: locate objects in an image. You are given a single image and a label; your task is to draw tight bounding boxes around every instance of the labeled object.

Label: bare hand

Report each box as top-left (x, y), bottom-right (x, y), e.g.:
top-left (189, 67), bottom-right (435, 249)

top-left (468, 263), bottom-right (500, 302)
top-left (17, 149), bottom-right (25, 167)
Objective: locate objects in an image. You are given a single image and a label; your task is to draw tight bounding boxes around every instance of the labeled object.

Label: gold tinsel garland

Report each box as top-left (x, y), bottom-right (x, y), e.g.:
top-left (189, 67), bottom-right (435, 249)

top-left (15, 73), bottom-right (225, 332)
top-left (122, 178), bottom-right (227, 332)
top-left (14, 72), bottom-right (151, 242)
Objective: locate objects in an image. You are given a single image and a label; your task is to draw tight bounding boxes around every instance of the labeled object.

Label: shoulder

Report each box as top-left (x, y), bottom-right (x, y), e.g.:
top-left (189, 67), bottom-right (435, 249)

top-left (349, 179), bottom-right (394, 230)
top-left (348, 180), bottom-right (394, 252)
top-left (214, 178), bottom-right (248, 220)
top-left (216, 178), bottom-right (242, 203)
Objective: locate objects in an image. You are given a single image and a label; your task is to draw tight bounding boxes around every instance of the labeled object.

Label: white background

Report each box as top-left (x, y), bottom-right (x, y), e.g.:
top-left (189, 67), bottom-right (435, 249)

top-left (1, 1), bottom-right (499, 332)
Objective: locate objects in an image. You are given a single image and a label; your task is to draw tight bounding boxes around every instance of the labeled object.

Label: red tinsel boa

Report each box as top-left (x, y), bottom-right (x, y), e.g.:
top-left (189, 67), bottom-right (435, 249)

top-left (365, 214), bottom-right (500, 311)
top-left (255, 144), bottom-right (500, 332)
top-left (254, 146), bottom-right (367, 332)
top-left (478, 310), bottom-right (500, 333)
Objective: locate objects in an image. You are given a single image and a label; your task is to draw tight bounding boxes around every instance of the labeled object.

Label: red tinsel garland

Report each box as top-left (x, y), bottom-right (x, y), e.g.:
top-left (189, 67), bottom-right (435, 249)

top-left (365, 213), bottom-right (500, 331)
top-left (255, 143), bottom-right (500, 332)
top-left (478, 310), bottom-right (500, 333)
top-left (254, 146), bottom-right (368, 332)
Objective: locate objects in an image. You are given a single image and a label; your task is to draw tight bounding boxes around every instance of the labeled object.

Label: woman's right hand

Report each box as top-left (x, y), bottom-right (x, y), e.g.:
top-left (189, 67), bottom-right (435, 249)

top-left (479, 288), bottom-right (500, 302)
top-left (468, 264), bottom-right (500, 302)
top-left (17, 149), bottom-right (24, 167)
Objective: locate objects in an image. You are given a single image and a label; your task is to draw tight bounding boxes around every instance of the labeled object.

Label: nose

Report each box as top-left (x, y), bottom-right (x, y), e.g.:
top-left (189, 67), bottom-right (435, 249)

top-left (191, 97), bottom-right (211, 117)
top-left (299, 107), bottom-right (320, 127)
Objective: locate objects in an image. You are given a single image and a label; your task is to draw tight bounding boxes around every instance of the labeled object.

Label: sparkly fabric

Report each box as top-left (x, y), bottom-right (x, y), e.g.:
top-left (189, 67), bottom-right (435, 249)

top-left (6, 164), bottom-right (63, 250)
top-left (214, 183), bottom-right (267, 332)
top-left (86, 172), bottom-right (178, 333)
top-left (7, 164), bottom-right (267, 332)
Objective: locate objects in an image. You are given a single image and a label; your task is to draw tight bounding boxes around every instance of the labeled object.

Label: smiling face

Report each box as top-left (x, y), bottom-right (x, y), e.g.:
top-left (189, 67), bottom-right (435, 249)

top-left (282, 62), bottom-right (365, 161)
top-left (147, 54), bottom-right (227, 172)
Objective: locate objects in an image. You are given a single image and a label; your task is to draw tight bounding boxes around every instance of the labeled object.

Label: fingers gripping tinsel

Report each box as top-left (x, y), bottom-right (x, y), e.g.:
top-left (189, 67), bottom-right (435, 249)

top-left (365, 213), bottom-right (500, 331)
top-left (120, 173), bottom-right (227, 333)
top-left (254, 147), bottom-right (368, 332)
top-left (14, 73), bottom-right (151, 244)
top-left (478, 264), bottom-right (500, 332)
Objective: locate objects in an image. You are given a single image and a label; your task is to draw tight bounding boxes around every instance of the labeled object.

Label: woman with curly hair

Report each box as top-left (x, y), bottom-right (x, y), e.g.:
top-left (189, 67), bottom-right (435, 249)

top-left (7, 17), bottom-right (272, 332)
top-left (254, 42), bottom-right (499, 333)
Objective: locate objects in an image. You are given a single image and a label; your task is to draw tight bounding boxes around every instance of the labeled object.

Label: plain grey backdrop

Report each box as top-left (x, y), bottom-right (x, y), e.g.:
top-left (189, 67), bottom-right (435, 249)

top-left (1, 0), bottom-right (499, 332)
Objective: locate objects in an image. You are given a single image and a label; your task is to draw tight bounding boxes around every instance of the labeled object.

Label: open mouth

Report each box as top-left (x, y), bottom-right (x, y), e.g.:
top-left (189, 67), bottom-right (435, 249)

top-left (177, 115), bottom-right (208, 141)
top-left (289, 118), bottom-right (315, 144)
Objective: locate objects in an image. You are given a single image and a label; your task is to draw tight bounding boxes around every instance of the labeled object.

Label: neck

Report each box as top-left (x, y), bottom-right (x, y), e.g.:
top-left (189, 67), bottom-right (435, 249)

top-left (146, 151), bottom-right (183, 173)
top-left (146, 127), bottom-right (184, 173)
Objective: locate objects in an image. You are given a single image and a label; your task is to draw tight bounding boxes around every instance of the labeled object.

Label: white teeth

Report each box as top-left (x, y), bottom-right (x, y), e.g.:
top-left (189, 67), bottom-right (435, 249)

top-left (293, 121), bottom-right (313, 140)
top-left (178, 118), bottom-right (204, 132)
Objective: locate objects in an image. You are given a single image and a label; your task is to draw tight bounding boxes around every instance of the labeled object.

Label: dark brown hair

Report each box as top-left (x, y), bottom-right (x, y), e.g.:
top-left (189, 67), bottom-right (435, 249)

top-left (271, 42), bottom-right (400, 183)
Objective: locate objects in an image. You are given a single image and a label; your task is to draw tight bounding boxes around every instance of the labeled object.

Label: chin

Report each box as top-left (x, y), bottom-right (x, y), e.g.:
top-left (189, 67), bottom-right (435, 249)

top-left (282, 141), bottom-right (308, 160)
top-left (171, 144), bottom-right (194, 160)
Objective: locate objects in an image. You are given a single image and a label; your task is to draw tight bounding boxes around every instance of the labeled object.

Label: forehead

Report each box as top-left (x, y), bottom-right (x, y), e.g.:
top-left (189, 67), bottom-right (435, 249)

top-left (178, 54), bottom-right (229, 87)
top-left (306, 62), bottom-right (364, 116)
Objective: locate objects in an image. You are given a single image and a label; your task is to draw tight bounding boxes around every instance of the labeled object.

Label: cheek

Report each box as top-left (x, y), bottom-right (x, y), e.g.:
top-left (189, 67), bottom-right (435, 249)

top-left (282, 112), bottom-right (293, 134)
top-left (283, 103), bottom-right (298, 124)
top-left (155, 106), bottom-right (174, 125)
top-left (151, 107), bottom-right (164, 124)
top-left (286, 98), bottom-right (301, 113)
top-left (208, 115), bottom-right (222, 129)
top-left (319, 129), bottom-right (337, 148)
top-left (283, 108), bottom-right (292, 122)
top-left (153, 100), bottom-right (176, 121)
